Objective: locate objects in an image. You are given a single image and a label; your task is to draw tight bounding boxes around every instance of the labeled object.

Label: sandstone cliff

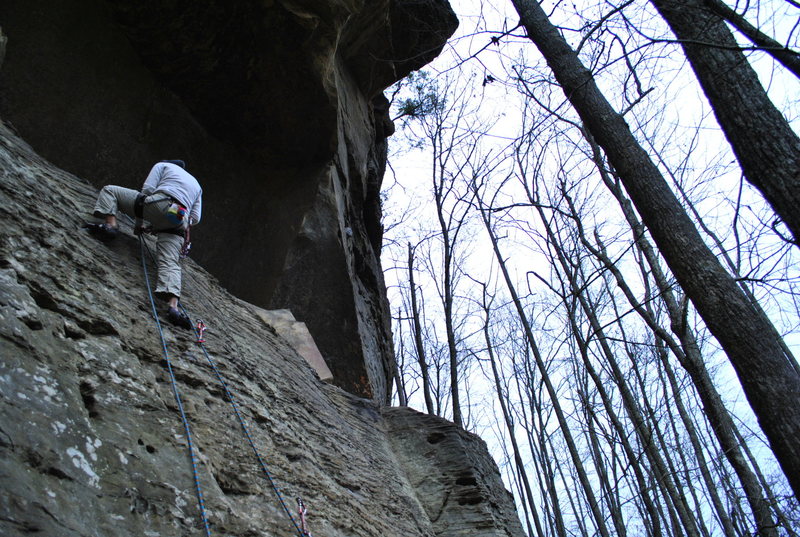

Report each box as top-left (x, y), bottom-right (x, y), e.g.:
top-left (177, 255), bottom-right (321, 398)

top-left (0, 121), bottom-right (525, 536)
top-left (0, 0), bottom-right (458, 403)
top-left (0, 2), bottom-right (526, 535)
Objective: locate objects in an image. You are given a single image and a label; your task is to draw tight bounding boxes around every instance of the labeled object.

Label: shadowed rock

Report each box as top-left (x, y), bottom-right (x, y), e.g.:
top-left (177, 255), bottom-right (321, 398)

top-left (0, 0), bottom-right (458, 402)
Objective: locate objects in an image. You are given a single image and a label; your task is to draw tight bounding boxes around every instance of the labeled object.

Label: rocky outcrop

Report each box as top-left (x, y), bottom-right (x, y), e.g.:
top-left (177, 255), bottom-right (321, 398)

top-left (0, 0), bottom-right (458, 402)
top-left (0, 122), bottom-right (525, 537)
top-left (385, 409), bottom-right (527, 536)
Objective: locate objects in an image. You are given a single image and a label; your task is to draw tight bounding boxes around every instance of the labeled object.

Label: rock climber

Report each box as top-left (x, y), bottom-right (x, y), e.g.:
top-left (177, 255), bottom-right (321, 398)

top-left (85, 160), bottom-right (202, 330)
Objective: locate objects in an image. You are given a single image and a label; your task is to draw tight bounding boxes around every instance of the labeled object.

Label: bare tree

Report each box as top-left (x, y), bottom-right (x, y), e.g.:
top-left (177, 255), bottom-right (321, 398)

top-left (391, 71), bottom-right (486, 427)
top-left (473, 174), bottom-right (614, 537)
top-left (479, 284), bottom-right (551, 537)
top-left (392, 306), bottom-right (409, 406)
top-left (510, 0), bottom-right (800, 497)
top-left (407, 243), bottom-right (435, 414)
top-left (649, 0), bottom-right (800, 245)
top-left (533, 195), bottom-right (701, 537)
top-left (580, 130), bottom-right (786, 535)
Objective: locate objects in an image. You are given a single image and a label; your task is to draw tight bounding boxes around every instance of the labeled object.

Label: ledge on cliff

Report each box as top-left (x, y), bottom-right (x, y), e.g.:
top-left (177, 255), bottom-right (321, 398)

top-left (0, 122), bottom-right (525, 536)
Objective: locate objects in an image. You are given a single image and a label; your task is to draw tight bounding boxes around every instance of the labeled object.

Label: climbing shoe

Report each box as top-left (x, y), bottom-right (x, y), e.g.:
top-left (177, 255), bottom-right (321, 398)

top-left (84, 222), bottom-right (118, 243)
top-left (167, 307), bottom-right (193, 330)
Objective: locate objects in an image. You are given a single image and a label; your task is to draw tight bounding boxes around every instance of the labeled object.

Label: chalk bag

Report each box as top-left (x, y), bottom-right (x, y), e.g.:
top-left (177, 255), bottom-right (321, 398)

top-left (167, 202), bottom-right (188, 226)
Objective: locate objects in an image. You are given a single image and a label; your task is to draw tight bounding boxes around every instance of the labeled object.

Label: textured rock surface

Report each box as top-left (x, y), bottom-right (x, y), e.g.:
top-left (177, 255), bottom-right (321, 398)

top-left (385, 409), bottom-right (526, 537)
top-left (0, 123), bottom-right (525, 536)
top-left (0, 0), bottom-right (458, 402)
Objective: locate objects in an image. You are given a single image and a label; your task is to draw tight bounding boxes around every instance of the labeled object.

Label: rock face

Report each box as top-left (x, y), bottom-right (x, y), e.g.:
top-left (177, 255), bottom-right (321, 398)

top-left (0, 0), bottom-right (458, 402)
top-left (0, 3), bottom-right (524, 535)
top-left (0, 122), bottom-right (525, 537)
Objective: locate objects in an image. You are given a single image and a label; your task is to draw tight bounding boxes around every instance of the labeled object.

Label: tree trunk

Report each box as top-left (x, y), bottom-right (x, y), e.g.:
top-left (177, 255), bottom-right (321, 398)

top-left (520, 364), bottom-right (568, 537)
top-left (475, 194), bottom-right (613, 537)
top-left (481, 290), bottom-right (551, 537)
top-left (650, 0), bottom-right (800, 244)
top-left (653, 340), bottom-right (735, 537)
top-left (538, 205), bottom-right (700, 537)
top-left (701, 0), bottom-right (800, 79)
top-left (407, 243), bottom-right (435, 414)
top-left (572, 330), bottom-right (668, 537)
top-left (732, 424), bottom-right (800, 537)
top-left (579, 200), bottom-right (737, 535)
top-left (393, 318), bottom-right (408, 406)
top-left (667, 168), bottom-right (800, 375)
top-left (433, 168), bottom-right (463, 428)
top-left (582, 391), bottom-right (629, 537)
top-left (583, 138), bottom-right (783, 534)
top-left (511, 0), bottom-right (800, 497)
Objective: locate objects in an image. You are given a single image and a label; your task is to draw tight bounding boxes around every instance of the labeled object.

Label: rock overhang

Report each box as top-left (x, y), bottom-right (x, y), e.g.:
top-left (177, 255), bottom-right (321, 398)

top-left (105, 0), bottom-right (458, 162)
top-left (0, 0), bottom-right (458, 403)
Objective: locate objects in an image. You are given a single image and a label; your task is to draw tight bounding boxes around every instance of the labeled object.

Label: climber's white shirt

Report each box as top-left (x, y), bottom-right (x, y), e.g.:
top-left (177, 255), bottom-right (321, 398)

top-left (141, 162), bottom-right (203, 224)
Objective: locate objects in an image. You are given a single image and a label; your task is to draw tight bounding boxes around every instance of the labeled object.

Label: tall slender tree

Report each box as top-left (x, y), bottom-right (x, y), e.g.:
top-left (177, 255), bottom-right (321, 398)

top-left (570, 140), bottom-right (782, 534)
top-left (480, 285), bottom-right (551, 537)
top-left (510, 0), bottom-right (800, 497)
top-left (473, 175), bottom-right (614, 537)
top-left (407, 243), bottom-right (436, 414)
top-left (649, 0), bottom-right (800, 245)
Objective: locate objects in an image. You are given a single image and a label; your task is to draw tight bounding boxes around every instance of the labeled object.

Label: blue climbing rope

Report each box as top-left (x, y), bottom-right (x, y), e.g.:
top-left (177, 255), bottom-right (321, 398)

top-left (179, 303), bottom-right (307, 537)
top-left (139, 237), bottom-right (213, 537)
top-left (138, 235), bottom-right (308, 537)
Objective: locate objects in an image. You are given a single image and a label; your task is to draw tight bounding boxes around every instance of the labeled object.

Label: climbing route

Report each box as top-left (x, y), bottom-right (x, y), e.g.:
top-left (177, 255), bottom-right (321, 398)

top-left (139, 237), bottom-right (212, 537)
top-left (139, 235), bottom-right (310, 537)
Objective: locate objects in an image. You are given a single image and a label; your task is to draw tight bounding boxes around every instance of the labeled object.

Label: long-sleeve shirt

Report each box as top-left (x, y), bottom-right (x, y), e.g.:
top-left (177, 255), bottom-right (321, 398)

top-left (141, 162), bottom-right (203, 225)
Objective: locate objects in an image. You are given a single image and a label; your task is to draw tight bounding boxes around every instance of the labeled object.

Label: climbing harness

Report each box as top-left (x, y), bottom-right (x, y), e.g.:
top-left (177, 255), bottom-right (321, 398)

top-left (133, 193), bottom-right (184, 224)
top-left (132, 193), bottom-right (190, 257)
top-left (133, 193), bottom-right (146, 218)
top-left (138, 236), bottom-right (309, 537)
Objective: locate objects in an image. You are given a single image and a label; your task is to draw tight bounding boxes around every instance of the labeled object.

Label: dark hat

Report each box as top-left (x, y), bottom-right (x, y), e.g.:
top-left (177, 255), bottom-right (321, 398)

top-left (161, 160), bottom-right (186, 169)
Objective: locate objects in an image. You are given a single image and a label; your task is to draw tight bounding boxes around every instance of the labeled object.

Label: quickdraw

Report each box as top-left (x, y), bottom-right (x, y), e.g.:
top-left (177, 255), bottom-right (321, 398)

top-left (196, 320), bottom-right (207, 343)
top-left (297, 497), bottom-right (312, 537)
top-left (180, 224), bottom-right (192, 258)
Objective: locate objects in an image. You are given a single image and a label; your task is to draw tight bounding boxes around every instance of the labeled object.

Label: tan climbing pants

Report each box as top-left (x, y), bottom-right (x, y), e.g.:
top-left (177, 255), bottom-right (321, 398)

top-left (94, 185), bottom-right (186, 299)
